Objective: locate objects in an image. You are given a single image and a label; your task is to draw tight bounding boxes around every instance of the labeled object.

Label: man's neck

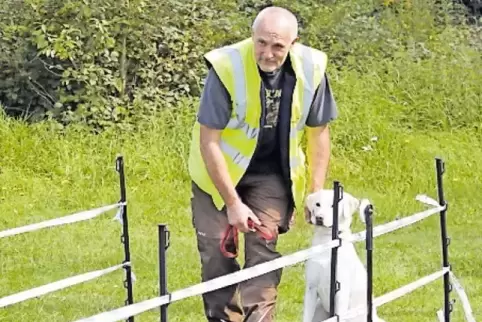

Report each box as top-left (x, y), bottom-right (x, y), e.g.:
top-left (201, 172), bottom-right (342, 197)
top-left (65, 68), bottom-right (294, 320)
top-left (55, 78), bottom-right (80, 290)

top-left (259, 66), bottom-right (281, 76)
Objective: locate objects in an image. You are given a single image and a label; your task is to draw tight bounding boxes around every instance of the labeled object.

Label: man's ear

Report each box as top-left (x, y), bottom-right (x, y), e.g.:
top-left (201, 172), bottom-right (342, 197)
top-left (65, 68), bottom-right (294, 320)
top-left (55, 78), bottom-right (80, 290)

top-left (342, 193), bottom-right (360, 221)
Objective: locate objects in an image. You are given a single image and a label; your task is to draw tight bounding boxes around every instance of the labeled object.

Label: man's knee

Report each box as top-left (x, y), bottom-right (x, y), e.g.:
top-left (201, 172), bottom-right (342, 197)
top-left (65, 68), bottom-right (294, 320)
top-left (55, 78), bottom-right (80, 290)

top-left (245, 230), bottom-right (281, 263)
top-left (243, 232), bottom-right (283, 287)
top-left (196, 235), bottom-right (245, 321)
top-left (197, 235), bottom-right (241, 280)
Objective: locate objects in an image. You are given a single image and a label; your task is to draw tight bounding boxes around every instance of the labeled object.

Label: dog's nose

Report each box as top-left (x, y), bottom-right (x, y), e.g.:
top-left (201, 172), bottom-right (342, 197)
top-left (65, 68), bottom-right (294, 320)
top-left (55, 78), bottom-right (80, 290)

top-left (315, 217), bottom-right (324, 226)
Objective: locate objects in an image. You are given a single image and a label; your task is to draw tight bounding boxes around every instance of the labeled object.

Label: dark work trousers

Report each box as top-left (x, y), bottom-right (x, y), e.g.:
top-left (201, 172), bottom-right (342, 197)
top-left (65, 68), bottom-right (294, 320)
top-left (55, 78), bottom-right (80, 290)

top-left (190, 173), bottom-right (291, 322)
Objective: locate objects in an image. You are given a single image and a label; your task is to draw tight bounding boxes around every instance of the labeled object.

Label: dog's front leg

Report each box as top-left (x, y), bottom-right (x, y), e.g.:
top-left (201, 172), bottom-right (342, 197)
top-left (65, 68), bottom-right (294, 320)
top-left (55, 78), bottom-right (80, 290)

top-left (302, 283), bottom-right (318, 322)
top-left (334, 266), bottom-right (351, 320)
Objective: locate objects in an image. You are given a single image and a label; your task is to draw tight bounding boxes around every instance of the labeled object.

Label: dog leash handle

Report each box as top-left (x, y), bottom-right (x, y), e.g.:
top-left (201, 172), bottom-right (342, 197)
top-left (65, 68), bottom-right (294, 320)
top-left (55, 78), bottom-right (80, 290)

top-left (247, 218), bottom-right (275, 241)
top-left (221, 219), bottom-right (276, 258)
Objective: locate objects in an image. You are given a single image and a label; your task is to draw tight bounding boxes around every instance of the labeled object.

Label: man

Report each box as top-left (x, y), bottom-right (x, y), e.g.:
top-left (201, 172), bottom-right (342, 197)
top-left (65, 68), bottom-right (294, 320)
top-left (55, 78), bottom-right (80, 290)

top-left (187, 6), bottom-right (338, 322)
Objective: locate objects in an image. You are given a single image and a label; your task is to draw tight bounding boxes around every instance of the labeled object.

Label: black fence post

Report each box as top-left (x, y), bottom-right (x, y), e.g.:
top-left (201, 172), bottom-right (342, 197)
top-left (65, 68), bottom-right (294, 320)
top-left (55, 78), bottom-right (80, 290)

top-left (116, 155), bottom-right (135, 322)
top-left (436, 157), bottom-right (452, 321)
top-left (329, 181), bottom-right (343, 317)
top-left (365, 204), bottom-right (374, 322)
top-left (158, 224), bottom-right (170, 322)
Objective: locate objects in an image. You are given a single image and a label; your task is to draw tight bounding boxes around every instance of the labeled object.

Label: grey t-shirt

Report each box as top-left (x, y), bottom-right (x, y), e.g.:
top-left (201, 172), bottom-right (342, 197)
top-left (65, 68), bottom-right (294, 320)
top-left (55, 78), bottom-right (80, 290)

top-left (198, 69), bottom-right (337, 129)
top-left (197, 58), bottom-right (338, 175)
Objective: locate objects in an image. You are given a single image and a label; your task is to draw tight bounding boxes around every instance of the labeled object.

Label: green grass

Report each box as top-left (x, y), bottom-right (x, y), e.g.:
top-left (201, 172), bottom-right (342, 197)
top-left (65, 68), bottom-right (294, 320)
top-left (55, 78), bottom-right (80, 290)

top-left (0, 102), bottom-right (481, 322)
top-left (1, 1), bottom-right (481, 321)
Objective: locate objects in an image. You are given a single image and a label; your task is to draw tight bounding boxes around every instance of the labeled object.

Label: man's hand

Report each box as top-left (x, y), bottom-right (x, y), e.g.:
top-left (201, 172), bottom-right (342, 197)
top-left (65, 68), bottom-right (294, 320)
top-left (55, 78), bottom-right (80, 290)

top-left (226, 200), bottom-right (261, 233)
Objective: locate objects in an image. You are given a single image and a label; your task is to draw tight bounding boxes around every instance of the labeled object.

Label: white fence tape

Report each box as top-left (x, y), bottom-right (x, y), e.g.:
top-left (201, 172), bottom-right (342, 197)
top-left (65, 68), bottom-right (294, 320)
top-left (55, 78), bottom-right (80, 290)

top-left (74, 240), bottom-right (341, 322)
top-left (415, 194), bottom-right (441, 207)
top-left (449, 271), bottom-right (476, 322)
top-left (0, 262), bottom-right (129, 308)
top-left (333, 267), bottom-right (450, 321)
top-left (374, 267), bottom-right (449, 307)
top-left (0, 203), bottom-right (125, 239)
top-left (437, 309), bottom-right (445, 322)
top-left (348, 204), bottom-right (446, 243)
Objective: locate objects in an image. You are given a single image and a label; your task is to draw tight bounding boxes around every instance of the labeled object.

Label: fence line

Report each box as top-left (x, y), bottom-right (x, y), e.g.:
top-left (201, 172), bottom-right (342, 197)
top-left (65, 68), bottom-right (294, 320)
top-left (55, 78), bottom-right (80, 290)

top-left (74, 203), bottom-right (448, 322)
top-left (2, 156), bottom-right (474, 321)
top-left (340, 269), bottom-right (476, 322)
top-left (347, 197), bottom-right (445, 243)
top-left (75, 240), bottom-right (341, 322)
top-left (374, 265), bottom-right (448, 308)
top-left (0, 263), bottom-right (130, 308)
top-left (0, 155), bottom-right (135, 320)
top-left (333, 267), bottom-right (450, 321)
top-left (75, 157), bottom-right (475, 322)
top-left (0, 203), bottom-right (124, 239)
top-left (439, 272), bottom-right (477, 322)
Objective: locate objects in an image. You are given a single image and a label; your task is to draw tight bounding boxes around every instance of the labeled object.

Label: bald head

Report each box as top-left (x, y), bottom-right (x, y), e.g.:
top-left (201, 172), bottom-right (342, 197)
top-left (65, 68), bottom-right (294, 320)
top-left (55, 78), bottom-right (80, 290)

top-left (252, 6), bottom-right (298, 41)
top-left (251, 6), bottom-right (299, 72)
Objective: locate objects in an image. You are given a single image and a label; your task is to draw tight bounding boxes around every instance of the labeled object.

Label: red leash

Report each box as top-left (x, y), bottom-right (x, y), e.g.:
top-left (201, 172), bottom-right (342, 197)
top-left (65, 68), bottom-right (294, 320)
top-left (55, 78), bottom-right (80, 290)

top-left (247, 219), bottom-right (275, 240)
top-left (220, 219), bottom-right (275, 258)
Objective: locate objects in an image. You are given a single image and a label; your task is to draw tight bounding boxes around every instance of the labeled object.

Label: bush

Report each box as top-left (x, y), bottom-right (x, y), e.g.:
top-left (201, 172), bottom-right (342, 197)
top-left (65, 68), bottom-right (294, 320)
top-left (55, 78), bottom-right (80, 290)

top-left (0, 0), bottom-right (480, 130)
top-left (0, 0), bottom-right (250, 129)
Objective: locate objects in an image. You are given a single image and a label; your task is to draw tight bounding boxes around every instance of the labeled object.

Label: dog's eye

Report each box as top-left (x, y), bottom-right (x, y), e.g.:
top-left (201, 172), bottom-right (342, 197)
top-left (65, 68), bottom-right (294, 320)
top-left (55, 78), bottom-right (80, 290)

top-left (315, 202), bottom-right (321, 207)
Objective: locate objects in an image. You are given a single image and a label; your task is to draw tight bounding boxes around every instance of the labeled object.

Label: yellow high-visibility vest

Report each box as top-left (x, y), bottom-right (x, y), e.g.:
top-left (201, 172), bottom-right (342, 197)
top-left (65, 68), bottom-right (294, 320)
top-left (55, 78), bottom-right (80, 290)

top-left (188, 37), bottom-right (327, 211)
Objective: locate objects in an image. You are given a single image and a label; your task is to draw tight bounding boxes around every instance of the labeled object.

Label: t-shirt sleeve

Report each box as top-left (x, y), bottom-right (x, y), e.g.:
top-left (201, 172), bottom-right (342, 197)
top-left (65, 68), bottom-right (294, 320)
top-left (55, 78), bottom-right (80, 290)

top-left (305, 73), bottom-right (338, 127)
top-left (197, 68), bottom-right (232, 130)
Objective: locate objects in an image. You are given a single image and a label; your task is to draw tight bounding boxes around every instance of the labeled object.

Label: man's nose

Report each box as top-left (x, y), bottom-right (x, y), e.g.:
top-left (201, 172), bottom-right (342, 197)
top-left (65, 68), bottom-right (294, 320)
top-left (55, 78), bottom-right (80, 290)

top-left (263, 49), bottom-right (274, 59)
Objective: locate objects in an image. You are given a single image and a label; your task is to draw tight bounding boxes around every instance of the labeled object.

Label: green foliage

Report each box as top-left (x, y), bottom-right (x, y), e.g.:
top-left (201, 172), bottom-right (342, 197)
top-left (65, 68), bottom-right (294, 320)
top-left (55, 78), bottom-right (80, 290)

top-left (0, 0), bottom-right (480, 131)
top-left (0, 0), bottom-right (249, 128)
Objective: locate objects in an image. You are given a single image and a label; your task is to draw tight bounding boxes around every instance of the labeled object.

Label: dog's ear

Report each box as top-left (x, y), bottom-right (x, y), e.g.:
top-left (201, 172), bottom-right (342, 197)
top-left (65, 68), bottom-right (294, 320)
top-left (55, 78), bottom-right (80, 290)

top-left (342, 193), bottom-right (361, 220)
top-left (307, 189), bottom-right (332, 210)
top-left (358, 199), bottom-right (372, 224)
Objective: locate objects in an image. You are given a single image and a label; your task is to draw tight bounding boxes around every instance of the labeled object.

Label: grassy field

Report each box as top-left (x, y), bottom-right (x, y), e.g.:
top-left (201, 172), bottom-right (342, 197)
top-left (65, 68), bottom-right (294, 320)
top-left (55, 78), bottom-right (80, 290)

top-left (1, 102), bottom-right (481, 322)
top-left (1, 1), bottom-right (481, 321)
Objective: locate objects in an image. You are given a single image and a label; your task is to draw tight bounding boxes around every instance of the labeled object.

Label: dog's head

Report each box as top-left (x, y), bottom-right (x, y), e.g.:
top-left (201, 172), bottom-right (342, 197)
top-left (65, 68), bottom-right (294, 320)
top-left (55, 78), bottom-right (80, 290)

top-left (306, 189), bottom-right (371, 232)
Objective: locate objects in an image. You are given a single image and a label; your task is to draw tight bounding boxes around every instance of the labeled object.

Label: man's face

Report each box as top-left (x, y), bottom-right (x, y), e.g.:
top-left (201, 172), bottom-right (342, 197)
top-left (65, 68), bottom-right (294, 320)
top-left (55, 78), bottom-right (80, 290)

top-left (252, 27), bottom-right (295, 73)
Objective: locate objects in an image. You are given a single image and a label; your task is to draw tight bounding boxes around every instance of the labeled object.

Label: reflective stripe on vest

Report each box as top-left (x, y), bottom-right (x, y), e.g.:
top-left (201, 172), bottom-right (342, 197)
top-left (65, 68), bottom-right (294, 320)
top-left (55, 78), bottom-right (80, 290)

top-left (291, 44), bottom-right (316, 138)
top-left (220, 139), bottom-right (250, 170)
top-left (216, 44), bottom-right (316, 142)
top-left (216, 47), bottom-right (249, 130)
top-left (290, 156), bottom-right (301, 169)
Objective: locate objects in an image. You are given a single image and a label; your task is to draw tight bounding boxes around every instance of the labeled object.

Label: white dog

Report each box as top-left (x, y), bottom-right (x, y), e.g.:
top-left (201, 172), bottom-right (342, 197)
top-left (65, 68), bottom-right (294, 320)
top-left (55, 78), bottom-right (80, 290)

top-left (302, 189), bottom-right (385, 322)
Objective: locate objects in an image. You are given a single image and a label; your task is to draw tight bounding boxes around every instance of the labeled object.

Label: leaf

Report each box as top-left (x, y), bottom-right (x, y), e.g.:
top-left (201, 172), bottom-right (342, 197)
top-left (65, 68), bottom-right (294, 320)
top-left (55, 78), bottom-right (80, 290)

top-left (114, 78), bottom-right (124, 93)
top-left (35, 34), bottom-right (49, 49)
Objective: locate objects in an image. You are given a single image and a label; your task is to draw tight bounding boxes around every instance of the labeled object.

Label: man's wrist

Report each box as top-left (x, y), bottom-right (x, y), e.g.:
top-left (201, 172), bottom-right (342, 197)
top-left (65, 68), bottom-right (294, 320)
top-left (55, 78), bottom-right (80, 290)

top-left (309, 181), bottom-right (325, 193)
top-left (224, 193), bottom-right (241, 208)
